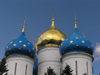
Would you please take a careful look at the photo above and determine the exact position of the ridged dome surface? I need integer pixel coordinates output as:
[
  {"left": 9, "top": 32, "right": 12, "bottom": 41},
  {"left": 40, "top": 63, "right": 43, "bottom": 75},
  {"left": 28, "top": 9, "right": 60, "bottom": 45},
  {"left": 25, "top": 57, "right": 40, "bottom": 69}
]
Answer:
[
  {"left": 37, "top": 18, "right": 67, "bottom": 50},
  {"left": 5, "top": 27, "right": 36, "bottom": 59},
  {"left": 60, "top": 23, "right": 94, "bottom": 56}
]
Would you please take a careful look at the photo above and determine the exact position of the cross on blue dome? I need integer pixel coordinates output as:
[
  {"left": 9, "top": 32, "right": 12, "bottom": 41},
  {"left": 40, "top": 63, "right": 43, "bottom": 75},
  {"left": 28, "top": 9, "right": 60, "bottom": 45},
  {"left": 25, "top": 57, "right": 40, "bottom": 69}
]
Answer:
[
  {"left": 60, "top": 19, "right": 94, "bottom": 56},
  {"left": 5, "top": 18, "right": 36, "bottom": 59}
]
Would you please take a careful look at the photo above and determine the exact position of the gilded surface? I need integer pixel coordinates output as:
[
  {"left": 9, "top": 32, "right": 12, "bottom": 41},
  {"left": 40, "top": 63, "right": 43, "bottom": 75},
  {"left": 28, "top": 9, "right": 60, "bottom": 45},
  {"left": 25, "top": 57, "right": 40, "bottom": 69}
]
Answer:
[{"left": 37, "top": 28, "right": 67, "bottom": 50}]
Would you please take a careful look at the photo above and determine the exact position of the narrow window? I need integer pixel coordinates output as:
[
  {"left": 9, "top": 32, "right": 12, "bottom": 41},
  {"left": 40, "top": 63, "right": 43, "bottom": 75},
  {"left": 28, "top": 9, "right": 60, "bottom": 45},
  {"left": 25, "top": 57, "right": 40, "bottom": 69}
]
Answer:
[
  {"left": 86, "top": 62, "right": 88, "bottom": 75},
  {"left": 60, "top": 68, "right": 62, "bottom": 74},
  {"left": 25, "top": 64, "right": 28, "bottom": 75},
  {"left": 14, "top": 63, "right": 17, "bottom": 75},
  {"left": 75, "top": 61, "right": 78, "bottom": 75}
]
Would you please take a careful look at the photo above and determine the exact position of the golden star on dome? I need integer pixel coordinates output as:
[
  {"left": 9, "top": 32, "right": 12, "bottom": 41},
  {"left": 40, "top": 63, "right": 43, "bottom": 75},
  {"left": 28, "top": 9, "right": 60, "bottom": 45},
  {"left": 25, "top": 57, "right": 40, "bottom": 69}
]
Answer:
[
  {"left": 66, "top": 39, "right": 68, "bottom": 41},
  {"left": 76, "top": 37, "right": 78, "bottom": 39},
  {"left": 88, "top": 47, "right": 90, "bottom": 48},
  {"left": 29, "top": 50, "right": 30, "bottom": 52},
  {"left": 13, "top": 44, "right": 16, "bottom": 46},
  {"left": 70, "top": 40, "right": 73, "bottom": 43},
  {"left": 91, "top": 44, "right": 93, "bottom": 47},
  {"left": 86, "top": 39, "right": 88, "bottom": 41},
  {"left": 73, "top": 33, "right": 75, "bottom": 34},
  {"left": 28, "top": 42, "right": 30, "bottom": 45},
  {"left": 82, "top": 40, "right": 85, "bottom": 43},
  {"left": 32, "top": 48, "right": 34, "bottom": 50},
  {"left": 19, "top": 48, "right": 21, "bottom": 50},
  {"left": 19, "top": 41, "right": 22, "bottom": 43},
  {"left": 9, "top": 48, "right": 11, "bottom": 50},
  {"left": 6, "top": 46, "right": 8, "bottom": 48},
  {"left": 10, "top": 41, "right": 13, "bottom": 43},
  {"left": 76, "top": 45, "right": 78, "bottom": 47},
  {"left": 24, "top": 36, "right": 26, "bottom": 38},
  {"left": 23, "top": 44, "right": 26, "bottom": 47}
]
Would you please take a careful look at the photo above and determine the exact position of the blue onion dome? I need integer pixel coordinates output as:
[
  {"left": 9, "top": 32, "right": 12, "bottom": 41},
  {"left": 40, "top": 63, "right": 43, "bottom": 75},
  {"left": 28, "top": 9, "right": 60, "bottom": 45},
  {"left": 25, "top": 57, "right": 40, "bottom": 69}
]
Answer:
[
  {"left": 33, "top": 57, "right": 38, "bottom": 75},
  {"left": 5, "top": 20, "right": 36, "bottom": 59},
  {"left": 60, "top": 22, "right": 94, "bottom": 56}
]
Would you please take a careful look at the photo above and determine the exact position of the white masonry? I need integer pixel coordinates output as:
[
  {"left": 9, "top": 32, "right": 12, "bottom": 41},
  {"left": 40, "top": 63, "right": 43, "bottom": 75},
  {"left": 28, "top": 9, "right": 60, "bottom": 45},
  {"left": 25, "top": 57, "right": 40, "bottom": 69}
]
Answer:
[{"left": 38, "top": 46, "right": 62, "bottom": 75}]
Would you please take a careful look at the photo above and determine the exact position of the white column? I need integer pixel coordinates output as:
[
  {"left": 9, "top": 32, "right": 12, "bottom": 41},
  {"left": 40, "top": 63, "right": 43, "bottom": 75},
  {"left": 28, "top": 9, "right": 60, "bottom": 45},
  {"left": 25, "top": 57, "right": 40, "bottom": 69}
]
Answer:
[
  {"left": 38, "top": 46, "right": 62, "bottom": 75},
  {"left": 6, "top": 55, "right": 35, "bottom": 75},
  {"left": 62, "top": 53, "right": 93, "bottom": 75}
]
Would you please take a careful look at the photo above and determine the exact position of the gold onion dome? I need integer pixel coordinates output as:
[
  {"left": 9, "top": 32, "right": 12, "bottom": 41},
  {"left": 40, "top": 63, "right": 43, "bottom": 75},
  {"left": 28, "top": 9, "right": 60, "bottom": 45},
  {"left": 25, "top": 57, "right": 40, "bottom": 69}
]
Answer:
[{"left": 36, "top": 18, "right": 67, "bottom": 50}]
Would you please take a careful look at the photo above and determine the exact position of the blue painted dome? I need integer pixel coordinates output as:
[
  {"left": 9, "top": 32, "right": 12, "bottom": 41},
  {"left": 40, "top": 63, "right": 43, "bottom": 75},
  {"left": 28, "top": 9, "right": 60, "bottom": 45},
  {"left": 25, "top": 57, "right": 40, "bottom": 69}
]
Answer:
[
  {"left": 5, "top": 26, "right": 36, "bottom": 59},
  {"left": 60, "top": 23, "right": 94, "bottom": 56},
  {"left": 33, "top": 57, "right": 38, "bottom": 75}
]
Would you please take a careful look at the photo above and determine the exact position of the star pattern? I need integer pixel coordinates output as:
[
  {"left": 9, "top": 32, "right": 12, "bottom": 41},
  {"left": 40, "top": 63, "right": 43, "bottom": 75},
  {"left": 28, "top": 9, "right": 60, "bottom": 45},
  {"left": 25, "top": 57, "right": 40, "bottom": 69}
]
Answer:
[
  {"left": 28, "top": 42, "right": 30, "bottom": 45},
  {"left": 9, "top": 48, "right": 11, "bottom": 50},
  {"left": 13, "top": 44, "right": 16, "bottom": 46},
  {"left": 60, "top": 25, "right": 94, "bottom": 56},
  {"left": 19, "top": 41, "right": 22, "bottom": 43},
  {"left": 73, "top": 33, "right": 75, "bottom": 34},
  {"left": 70, "top": 40, "right": 73, "bottom": 43},
  {"left": 76, "top": 45, "right": 78, "bottom": 47},
  {"left": 10, "top": 41, "right": 13, "bottom": 43},
  {"left": 82, "top": 40, "right": 85, "bottom": 43},
  {"left": 6, "top": 46, "right": 8, "bottom": 48},
  {"left": 76, "top": 37, "right": 78, "bottom": 39},
  {"left": 23, "top": 44, "right": 26, "bottom": 47},
  {"left": 29, "top": 50, "right": 31, "bottom": 52},
  {"left": 5, "top": 26, "right": 43, "bottom": 59}
]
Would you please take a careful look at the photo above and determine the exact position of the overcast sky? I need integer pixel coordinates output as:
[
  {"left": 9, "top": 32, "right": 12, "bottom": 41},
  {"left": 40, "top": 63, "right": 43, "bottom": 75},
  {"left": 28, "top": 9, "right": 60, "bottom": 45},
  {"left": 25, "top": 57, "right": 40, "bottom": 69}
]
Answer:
[{"left": 0, "top": 0, "right": 100, "bottom": 75}]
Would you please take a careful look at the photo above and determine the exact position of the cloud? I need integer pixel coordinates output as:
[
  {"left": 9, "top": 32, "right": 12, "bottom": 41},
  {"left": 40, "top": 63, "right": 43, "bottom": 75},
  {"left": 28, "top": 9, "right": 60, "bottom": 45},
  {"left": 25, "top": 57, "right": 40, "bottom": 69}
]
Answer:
[{"left": 94, "top": 43, "right": 100, "bottom": 61}]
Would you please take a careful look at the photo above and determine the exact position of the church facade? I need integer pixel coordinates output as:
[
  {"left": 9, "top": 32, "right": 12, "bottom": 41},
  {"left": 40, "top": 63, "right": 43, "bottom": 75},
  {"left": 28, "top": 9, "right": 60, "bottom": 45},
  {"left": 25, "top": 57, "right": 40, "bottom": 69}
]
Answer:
[{"left": 4, "top": 14, "right": 94, "bottom": 75}]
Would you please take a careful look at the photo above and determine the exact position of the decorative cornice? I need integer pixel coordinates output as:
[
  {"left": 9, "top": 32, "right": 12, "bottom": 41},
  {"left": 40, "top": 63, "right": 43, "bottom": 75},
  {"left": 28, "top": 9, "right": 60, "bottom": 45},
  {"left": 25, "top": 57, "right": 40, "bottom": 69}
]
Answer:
[
  {"left": 37, "top": 45, "right": 59, "bottom": 53},
  {"left": 61, "top": 52, "right": 94, "bottom": 62},
  {"left": 6, "top": 55, "right": 36, "bottom": 64}
]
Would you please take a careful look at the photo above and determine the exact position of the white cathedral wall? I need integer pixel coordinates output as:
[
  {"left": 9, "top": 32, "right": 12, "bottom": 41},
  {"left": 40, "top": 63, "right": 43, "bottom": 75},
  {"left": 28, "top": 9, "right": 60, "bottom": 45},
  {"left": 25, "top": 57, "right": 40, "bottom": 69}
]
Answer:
[
  {"left": 62, "top": 53, "right": 93, "bottom": 75},
  {"left": 38, "top": 46, "right": 62, "bottom": 75},
  {"left": 6, "top": 55, "right": 35, "bottom": 75}
]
